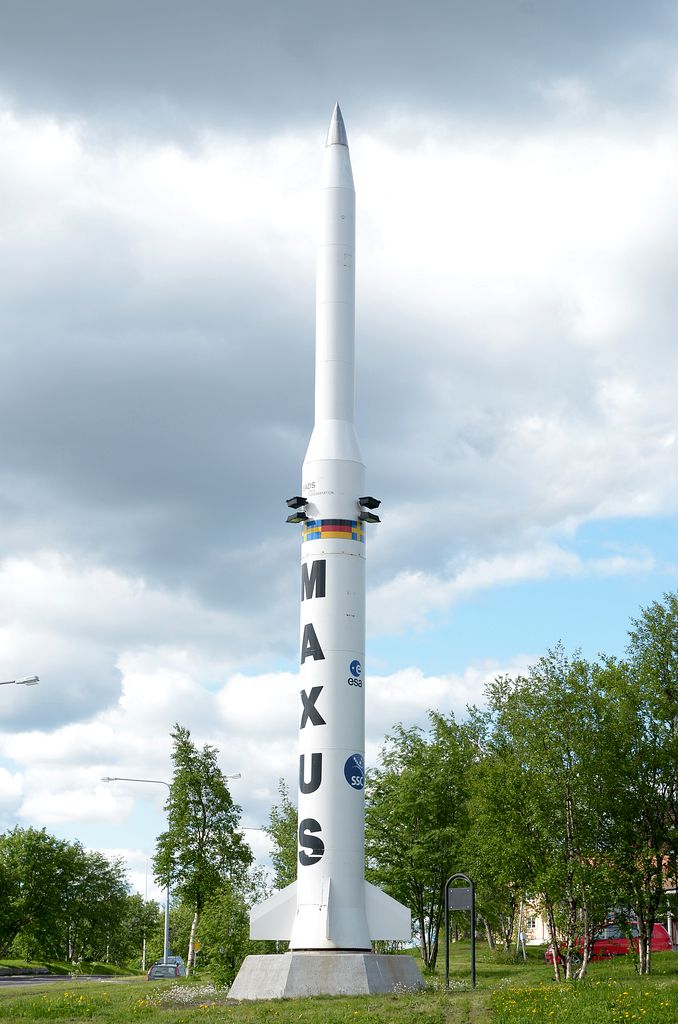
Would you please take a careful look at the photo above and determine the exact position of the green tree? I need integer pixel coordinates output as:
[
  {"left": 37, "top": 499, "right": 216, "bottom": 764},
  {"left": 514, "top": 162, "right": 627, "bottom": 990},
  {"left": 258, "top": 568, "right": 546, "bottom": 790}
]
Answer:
[
  {"left": 0, "top": 829, "right": 139, "bottom": 965},
  {"left": 64, "top": 848, "right": 129, "bottom": 962},
  {"left": 463, "top": 712, "right": 538, "bottom": 953},
  {"left": 591, "top": 593, "right": 678, "bottom": 974},
  {"left": 0, "top": 828, "right": 74, "bottom": 959},
  {"left": 153, "top": 724, "right": 252, "bottom": 975},
  {"left": 197, "top": 868, "right": 273, "bottom": 986},
  {"left": 105, "top": 893, "right": 161, "bottom": 968},
  {"left": 264, "top": 780, "right": 297, "bottom": 889},
  {"left": 483, "top": 648, "right": 620, "bottom": 981},
  {"left": 365, "top": 711, "right": 474, "bottom": 970}
]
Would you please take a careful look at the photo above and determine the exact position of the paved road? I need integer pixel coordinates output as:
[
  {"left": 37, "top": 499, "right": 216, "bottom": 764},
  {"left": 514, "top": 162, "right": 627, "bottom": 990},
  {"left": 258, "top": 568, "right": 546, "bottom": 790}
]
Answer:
[{"left": 0, "top": 974, "right": 137, "bottom": 988}]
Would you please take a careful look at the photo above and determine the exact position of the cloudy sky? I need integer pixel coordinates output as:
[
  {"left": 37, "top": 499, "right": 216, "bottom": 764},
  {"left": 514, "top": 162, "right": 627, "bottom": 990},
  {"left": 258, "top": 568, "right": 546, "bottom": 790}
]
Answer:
[{"left": 1, "top": 0, "right": 677, "bottom": 900}]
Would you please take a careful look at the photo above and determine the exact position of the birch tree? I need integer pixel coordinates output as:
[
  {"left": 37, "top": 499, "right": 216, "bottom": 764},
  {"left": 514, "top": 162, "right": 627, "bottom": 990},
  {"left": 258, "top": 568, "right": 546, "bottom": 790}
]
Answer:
[
  {"left": 463, "top": 712, "right": 538, "bottom": 953},
  {"left": 594, "top": 593, "right": 678, "bottom": 974},
  {"left": 265, "top": 779, "right": 297, "bottom": 890},
  {"left": 153, "top": 724, "right": 252, "bottom": 974},
  {"left": 484, "top": 649, "right": 615, "bottom": 981},
  {"left": 365, "top": 712, "right": 474, "bottom": 970}
]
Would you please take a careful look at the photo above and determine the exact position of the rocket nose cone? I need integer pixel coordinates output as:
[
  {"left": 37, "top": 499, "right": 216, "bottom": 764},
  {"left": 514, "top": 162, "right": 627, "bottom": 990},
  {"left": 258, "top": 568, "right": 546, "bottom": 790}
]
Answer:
[{"left": 326, "top": 103, "right": 349, "bottom": 147}]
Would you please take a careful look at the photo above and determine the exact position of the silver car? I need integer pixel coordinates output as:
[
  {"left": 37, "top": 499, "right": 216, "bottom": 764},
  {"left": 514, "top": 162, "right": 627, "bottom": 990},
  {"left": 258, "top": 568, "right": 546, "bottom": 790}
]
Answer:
[{"left": 147, "top": 962, "right": 180, "bottom": 980}]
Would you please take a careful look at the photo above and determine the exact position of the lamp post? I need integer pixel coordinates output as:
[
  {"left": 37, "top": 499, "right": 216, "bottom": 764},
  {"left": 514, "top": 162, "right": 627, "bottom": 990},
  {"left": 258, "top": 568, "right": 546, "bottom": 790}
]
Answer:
[
  {"left": 101, "top": 776, "right": 173, "bottom": 965},
  {"left": 142, "top": 857, "right": 149, "bottom": 973},
  {"left": 0, "top": 676, "right": 39, "bottom": 686},
  {"left": 102, "top": 771, "right": 242, "bottom": 966}
]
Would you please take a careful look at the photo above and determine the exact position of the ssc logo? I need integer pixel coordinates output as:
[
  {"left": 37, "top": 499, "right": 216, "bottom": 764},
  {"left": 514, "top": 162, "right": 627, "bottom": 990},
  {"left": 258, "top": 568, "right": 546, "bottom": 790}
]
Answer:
[
  {"left": 344, "top": 753, "right": 364, "bottom": 790},
  {"left": 349, "top": 659, "right": 362, "bottom": 677}
]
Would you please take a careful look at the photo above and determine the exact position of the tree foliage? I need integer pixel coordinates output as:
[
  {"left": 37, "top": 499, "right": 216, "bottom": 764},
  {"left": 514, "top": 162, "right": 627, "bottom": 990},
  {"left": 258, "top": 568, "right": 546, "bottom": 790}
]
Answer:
[
  {"left": 0, "top": 827, "right": 157, "bottom": 965},
  {"left": 365, "top": 711, "right": 474, "bottom": 970},
  {"left": 588, "top": 595, "right": 678, "bottom": 974},
  {"left": 153, "top": 723, "right": 252, "bottom": 973},
  {"left": 476, "top": 648, "right": 618, "bottom": 979},
  {"left": 264, "top": 779, "right": 297, "bottom": 890},
  {"left": 359, "top": 593, "right": 678, "bottom": 979},
  {"left": 0, "top": 827, "right": 71, "bottom": 959},
  {"left": 463, "top": 712, "right": 537, "bottom": 953},
  {"left": 195, "top": 867, "right": 274, "bottom": 985}
]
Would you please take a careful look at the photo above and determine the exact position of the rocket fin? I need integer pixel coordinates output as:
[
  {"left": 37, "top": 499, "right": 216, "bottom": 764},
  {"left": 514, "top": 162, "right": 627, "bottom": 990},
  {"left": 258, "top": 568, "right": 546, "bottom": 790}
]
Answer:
[
  {"left": 250, "top": 881, "right": 297, "bottom": 940},
  {"left": 364, "top": 881, "right": 412, "bottom": 941}
]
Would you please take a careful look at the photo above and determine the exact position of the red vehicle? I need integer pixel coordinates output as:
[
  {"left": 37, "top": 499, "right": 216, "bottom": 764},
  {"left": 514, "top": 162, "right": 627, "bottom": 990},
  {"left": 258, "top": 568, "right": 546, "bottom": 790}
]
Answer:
[{"left": 545, "top": 922, "right": 672, "bottom": 963}]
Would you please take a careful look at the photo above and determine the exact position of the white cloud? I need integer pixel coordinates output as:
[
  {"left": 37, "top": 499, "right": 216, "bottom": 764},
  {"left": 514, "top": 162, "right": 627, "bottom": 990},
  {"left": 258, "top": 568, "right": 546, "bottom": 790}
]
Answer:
[
  {"left": 535, "top": 76, "right": 595, "bottom": 117},
  {"left": 0, "top": 103, "right": 317, "bottom": 305},
  {"left": 0, "top": 766, "right": 23, "bottom": 811},
  {"left": 0, "top": 550, "right": 287, "bottom": 732},
  {"left": 369, "top": 544, "right": 654, "bottom": 635},
  {"left": 19, "top": 783, "right": 125, "bottom": 826},
  {"left": 366, "top": 659, "right": 529, "bottom": 741},
  {"left": 358, "top": 116, "right": 678, "bottom": 345}
]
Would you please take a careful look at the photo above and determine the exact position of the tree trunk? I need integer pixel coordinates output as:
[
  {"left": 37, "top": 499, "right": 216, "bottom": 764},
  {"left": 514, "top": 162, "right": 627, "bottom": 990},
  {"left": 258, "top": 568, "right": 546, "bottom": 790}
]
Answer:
[
  {"left": 546, "top": 901, "right": 561, "bottom": 982},
  {"left": 428, "top": 901, "right": 444, "bottom": 971},
  {"left": 564, "top": 892, "right": 578, "bottom": 981},
  {"left": 418, "top": 907, "right": 429, "bottom": 966},
  {"left": 576, "top": 905, "right": 592, "bottom": 981},
  {"left": 482, "top": 916, "right": 496, "bottom": 951},
  {"left": 186, "top": 909, "right": 200, "bottom": 977},
  {"left": 637, "top": 913, "right": 650, "bottom": 975},
  {"left": 500, "top": 909, "right": 515, "bottom": 952}
]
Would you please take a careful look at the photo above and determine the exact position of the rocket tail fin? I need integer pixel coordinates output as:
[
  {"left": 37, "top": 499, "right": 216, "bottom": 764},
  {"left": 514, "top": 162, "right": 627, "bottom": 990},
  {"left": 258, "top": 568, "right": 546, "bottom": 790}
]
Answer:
[
  {"left": 250, "top": 881, "right": 297, "bottom": 940},
  {"left": 250, "top": 880, "right": 411, "bottom": 943},
  {"left": 365, "top": 881, "right": 412, "bottom": 941}
]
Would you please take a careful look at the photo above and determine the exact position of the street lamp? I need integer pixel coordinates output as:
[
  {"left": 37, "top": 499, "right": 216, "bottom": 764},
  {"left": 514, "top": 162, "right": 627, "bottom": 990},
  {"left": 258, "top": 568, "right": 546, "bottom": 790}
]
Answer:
[
  {"left": 101, "top": 776, "right": 172, "bottom": 965},
  {"left": 101, "top": 771, "right": 242, "bottom": 966},
  {"left": 0, "top": 676, "right": 39, "bottom": 686}
]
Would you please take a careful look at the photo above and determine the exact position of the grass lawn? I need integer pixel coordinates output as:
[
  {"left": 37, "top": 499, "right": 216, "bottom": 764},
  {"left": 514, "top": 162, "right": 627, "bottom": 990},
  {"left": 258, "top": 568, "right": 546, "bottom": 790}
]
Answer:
[
  {"left": 0, "top": 945, "right": 674, "bottom": 1022},
  {"left": 490, "top": 949, "right": 678, "bottom": 1023}
]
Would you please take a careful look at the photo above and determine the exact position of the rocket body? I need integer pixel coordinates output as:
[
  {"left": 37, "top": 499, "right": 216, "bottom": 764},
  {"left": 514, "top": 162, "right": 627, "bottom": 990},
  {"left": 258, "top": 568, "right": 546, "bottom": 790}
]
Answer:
[
  {"left": 250, "top": 105, "right": 409, "bottom": 951},
  {"left": 292, "top": 106, "right": 369, "bottom": 950}
]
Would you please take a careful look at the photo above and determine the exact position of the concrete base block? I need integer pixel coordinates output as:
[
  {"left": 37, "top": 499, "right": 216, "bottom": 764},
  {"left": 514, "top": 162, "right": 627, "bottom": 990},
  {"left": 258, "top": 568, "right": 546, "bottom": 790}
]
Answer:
[{"left": 228, "top": 951, "right": 425, "bottom": 1000}]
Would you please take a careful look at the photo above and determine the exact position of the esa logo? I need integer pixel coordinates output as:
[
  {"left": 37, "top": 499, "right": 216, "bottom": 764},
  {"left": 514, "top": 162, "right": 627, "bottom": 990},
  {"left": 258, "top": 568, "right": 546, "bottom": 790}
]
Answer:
[
  {"left": 344, "top": 753, "right": 364, "bottom": 790},
  {"left": 348, "top": 658, "right": 362, "bottom": 688}
]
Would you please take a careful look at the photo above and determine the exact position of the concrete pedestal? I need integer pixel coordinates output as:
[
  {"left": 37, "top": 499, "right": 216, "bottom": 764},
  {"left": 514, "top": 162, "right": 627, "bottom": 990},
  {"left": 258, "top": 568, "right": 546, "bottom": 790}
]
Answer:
[{"left": 228, "top": 951, "right": 424, "bottom": 1000}]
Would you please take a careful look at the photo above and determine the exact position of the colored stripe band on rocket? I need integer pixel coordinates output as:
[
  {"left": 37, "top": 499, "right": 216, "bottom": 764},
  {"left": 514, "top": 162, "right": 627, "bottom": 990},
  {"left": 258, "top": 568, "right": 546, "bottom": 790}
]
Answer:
[{"left": 302, "top": 519, "right": 365, "bottom": 543}]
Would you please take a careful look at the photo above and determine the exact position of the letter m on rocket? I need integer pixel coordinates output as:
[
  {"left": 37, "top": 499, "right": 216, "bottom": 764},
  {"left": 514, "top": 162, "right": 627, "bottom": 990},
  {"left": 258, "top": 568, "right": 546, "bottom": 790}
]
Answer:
[{"left": 301, "top": 560, "right": 326, "bottom": 601}]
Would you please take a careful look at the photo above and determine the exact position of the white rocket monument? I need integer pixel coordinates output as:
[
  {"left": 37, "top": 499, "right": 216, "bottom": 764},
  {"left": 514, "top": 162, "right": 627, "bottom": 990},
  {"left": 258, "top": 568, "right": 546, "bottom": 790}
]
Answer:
[{"left": 231, "top": 105, "right": 422, "bottom": 998}]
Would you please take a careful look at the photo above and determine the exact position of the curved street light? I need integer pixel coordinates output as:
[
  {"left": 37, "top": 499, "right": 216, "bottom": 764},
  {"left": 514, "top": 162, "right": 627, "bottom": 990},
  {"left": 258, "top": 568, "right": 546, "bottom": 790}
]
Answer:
[
  {"left": 101, "top": 771, "right": 242, "bottom": 966},
  {"left": 101, "top": 776, "right": 172, "bottom": 965},
  {"left": 0, "top": 676, "right": 39, "bottom": 686}
]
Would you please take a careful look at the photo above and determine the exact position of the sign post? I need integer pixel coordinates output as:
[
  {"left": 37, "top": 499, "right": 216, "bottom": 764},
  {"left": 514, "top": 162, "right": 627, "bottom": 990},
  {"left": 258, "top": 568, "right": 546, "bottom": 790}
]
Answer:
[{"left": 444, "top": 872, "right": 475, "bottom": 989}]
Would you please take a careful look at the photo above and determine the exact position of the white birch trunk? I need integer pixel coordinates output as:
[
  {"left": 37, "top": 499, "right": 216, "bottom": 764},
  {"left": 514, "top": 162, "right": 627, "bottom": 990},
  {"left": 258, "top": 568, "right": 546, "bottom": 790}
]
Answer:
[{"left": 186, "top": 909, "right": 200, "bottom": 977}]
